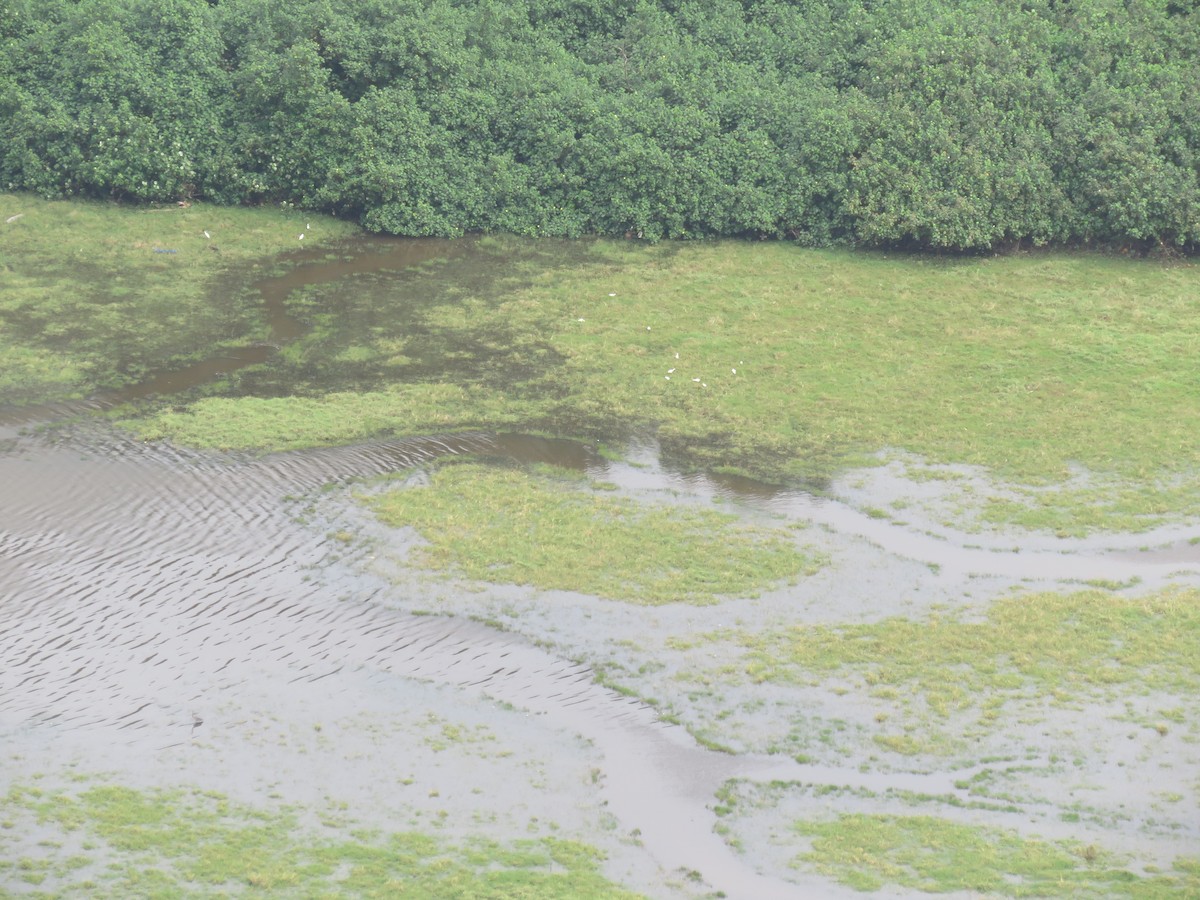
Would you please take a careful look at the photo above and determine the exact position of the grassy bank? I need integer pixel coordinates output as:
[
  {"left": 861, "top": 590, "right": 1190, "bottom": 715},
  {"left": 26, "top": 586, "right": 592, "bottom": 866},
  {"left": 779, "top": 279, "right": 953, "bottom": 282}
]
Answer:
[
  {"left": 0, "top": 780, "right": 638, "bottom": 897},
  {"left": 0, "top": 192, "right": 355, "bottom": 403},
  {"left": 367, "top": 461, "right": 821, "bottom": 605}
]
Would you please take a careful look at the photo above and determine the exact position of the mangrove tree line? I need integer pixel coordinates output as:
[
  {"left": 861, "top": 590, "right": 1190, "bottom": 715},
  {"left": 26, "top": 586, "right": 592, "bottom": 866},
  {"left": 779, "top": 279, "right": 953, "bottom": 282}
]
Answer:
[{"left": 2, "top": 0, "right": 1197, "bottom": 250}]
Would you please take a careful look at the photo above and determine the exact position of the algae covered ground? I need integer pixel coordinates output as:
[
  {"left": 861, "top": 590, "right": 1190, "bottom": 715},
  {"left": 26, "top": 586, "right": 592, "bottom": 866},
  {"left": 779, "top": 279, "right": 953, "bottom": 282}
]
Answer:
[
  {"left": 5, "top": 193, "right": 1198, "bottom": 535},
  {"left": 3, "top": 195, "right": 1199, "bottom": 897}
]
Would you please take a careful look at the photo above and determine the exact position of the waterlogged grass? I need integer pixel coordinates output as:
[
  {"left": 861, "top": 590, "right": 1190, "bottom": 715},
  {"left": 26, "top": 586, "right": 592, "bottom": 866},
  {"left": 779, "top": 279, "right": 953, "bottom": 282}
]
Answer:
[
  {"left": 0, "top": 192, "right": 355, "bottom": 403},
  {"left": 679, "top": 588, "right": 1200, "bottom": 742},
  {"left": 131, "top": 383, "right": 540, "bottom": 451},
  {"left": 368, "top": 462, "right": 820, "bottom": 604},
  {"left": 546, "top": 244, "right": 1200, "bottom": 483},
  {"left": 792, "top": 814, "right": 1200, "bottom": 896},
  {"left": 124, "top": 234, "right": 1200, "bottom": 531},
  {"left": 0, "top": 781, "right": 640, "bottom": 898},
  {"left": 9, "top": 197, "right": 1198, "bottom": 530},
  {"left": 979, "top": 476, "right": 1200, "bottom": 537}
]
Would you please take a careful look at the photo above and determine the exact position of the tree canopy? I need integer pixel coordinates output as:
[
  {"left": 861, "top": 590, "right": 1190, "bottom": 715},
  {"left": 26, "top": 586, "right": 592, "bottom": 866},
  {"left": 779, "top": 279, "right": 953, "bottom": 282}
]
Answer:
[{"left": 2, "top": 0, "right": 1197, "bottom": 250}]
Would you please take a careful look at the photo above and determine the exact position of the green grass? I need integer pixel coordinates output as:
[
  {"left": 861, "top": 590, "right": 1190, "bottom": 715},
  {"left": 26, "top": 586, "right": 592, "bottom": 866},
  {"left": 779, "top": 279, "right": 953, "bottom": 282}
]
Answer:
[
  {"left": 678, "top": 587, "right": 1200, "bottom": 743},
  {"left": 0, "top": 192, "right": 356, "bottom": 403},
  {"left": 124, "top": 235, "right": 1199, "bottom": 532},
  {"left": 0, "top": 781, "right": 641, "bottom": 898},
  {"left": 130, "top": 383, "right": 540, "bottom": 451},
  {"left": 367, "top": 461, "right": 821, "bottom": 604},
  {"left": 792, "top": 814, "right": 1199, "bottom": 896},
  {"left": 7, "top": 196, "right": 1198, "bottom": 531}
]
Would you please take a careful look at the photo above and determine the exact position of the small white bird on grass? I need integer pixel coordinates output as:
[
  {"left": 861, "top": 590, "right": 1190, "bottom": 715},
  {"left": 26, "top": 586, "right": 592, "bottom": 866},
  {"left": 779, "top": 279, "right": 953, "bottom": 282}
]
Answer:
[
  {"left": 298, "top": 233, "right": 305, "bottom": 241},
  {"left": 203, "top": 230, "right": 211, "bottom": 239}
]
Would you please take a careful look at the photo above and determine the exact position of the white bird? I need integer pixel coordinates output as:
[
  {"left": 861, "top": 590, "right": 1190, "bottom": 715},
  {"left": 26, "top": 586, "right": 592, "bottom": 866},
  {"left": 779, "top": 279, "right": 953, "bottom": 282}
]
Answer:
[
  {"left": 298, "top": 233, "right": 305, "bottom": 240},
  {"left": 732, "top": 367, "right": 736, "bottom": 374},
  {"left": 203, "top": 230, "right": 210, "bottom": 239},
  {"left": 306, "top": 223, "right": 311, "bottom": 230},
  {"left": 667, "top": 368, "right": 675, "bottom": 373}
]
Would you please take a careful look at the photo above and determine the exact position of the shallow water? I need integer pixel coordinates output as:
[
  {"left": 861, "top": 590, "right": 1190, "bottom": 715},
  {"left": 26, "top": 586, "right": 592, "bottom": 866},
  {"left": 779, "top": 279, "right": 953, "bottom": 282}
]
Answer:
[
  {"left": 0, "top": 239, "right": 842, "bottom": 897},
  {"left": 4, "top": 237, "right": 1198, "bottom": 897}
]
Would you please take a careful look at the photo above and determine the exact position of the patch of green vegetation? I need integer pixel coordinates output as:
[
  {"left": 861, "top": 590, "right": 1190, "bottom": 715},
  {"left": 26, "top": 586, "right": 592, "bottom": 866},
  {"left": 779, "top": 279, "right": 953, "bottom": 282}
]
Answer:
[
  {"left": 980, "top": 478, "right": 1200, "bottom": 537},
  {"left": 124, "top": 236, "right": 1200, "bottom": 531},
  {"left": 1080, "top": 576, "right": 1143, "bottom": 592},
  {"left": 130, "top": 383, "right": 539, "bottom": 452},
  {"left": 0, "top": 781, "right": 641, "bottom": 898},
  {"left": 368, "top": 462, "right": 821, "bottom": 604},
  {"left": 420, "top": 713, "right": 511, "bottom": 758},
  {"left": 685, "top": 588, "right": 1200, "bottom": 742},
  {"left": 792, "top": 814, "right": 1199, "bottom": 896},
  {"left": 0, "top": 193, "right": 356, "bottom": 404}
]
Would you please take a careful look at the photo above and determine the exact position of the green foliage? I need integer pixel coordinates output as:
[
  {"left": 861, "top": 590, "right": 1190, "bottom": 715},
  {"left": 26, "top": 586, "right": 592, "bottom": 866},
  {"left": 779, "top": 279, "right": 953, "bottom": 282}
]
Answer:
[{"left": 2, "top": 0, "right": 1197, "bottom": 249}]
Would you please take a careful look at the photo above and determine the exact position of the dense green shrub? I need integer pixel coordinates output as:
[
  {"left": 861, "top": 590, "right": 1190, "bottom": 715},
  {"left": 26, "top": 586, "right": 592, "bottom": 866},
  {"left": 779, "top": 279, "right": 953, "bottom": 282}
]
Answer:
[{"left": 1, "top": 0, "right": 1196, "bottom": 250}]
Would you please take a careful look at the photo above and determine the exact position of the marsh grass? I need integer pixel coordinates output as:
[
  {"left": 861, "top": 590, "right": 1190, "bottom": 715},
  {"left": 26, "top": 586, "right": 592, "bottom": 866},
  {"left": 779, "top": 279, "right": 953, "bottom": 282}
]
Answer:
[
  {"left": 0, "top": 781, "right": 640, "bottom": 897},
  {"left": 680, "top": 588, "right": 1200, "bottom": 740},
  {"left": 9, "top": 198, "right": 1197, "bottom": 531},
  {"left": 367, "top": 462, "right": 821, "bottom": 604},
  {"left": 791, "top": 814, "right": 1199, "bottom": 896},
  {"left": 130, "top": 383, "right": 540, "bottom": 451},
  {"left": 0, "top": 192, "right": 355, "bottom": 402},
  {"left": 122, "top": 235, "right": 1200, "bottom": 531}
]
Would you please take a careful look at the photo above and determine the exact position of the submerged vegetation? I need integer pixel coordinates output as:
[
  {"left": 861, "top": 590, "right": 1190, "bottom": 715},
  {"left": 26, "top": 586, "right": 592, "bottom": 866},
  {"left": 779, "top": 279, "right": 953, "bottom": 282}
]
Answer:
[
  {"left": 674, "top": 587, "right": 1200, "bottom": 749},
  {"left": 368, "top": 461, "right": 819, "bottom": 604},
  {"left": 681, "top": 588, "right": 1195, "bottom": 715},
  {"left": 791, "top": 814, "right": 1200, "bottom": 896},
  {"left": 4, "top": 195, "right": 1195, "bottom": 533},
  {"left": 0, "top": 780, "right": 640, "bottom": 897}
]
